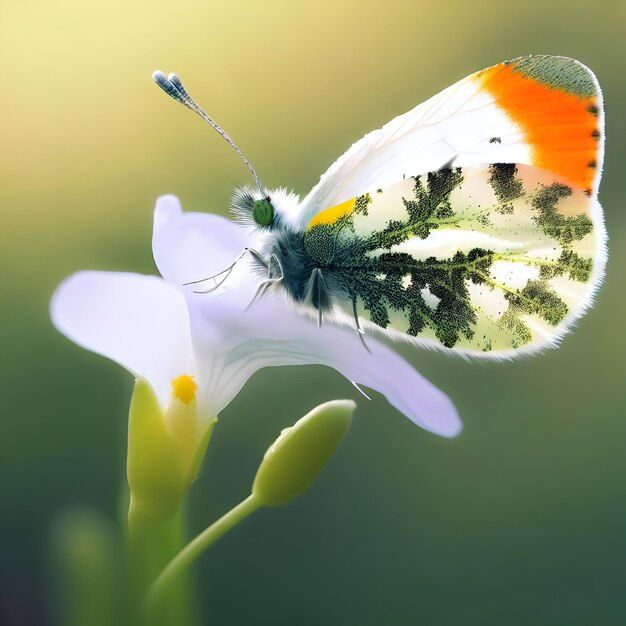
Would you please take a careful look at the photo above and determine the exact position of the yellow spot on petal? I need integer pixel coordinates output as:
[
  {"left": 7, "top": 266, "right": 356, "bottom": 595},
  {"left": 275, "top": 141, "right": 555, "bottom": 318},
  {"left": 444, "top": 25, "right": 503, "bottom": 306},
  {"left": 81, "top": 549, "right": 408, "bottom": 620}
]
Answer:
[
  {"left": 306, "top": 197, "right": 356, "bottom": 230},
  {"left": 171, "top": 375, "right": 197, "bottom": 405}
]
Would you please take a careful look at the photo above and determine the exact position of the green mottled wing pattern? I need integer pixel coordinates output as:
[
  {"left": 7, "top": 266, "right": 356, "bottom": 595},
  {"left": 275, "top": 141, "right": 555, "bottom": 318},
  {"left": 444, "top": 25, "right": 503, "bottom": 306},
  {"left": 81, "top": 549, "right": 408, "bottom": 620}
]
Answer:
[{"left": 303, "top": 164, "right": 605, "bottom": 355}]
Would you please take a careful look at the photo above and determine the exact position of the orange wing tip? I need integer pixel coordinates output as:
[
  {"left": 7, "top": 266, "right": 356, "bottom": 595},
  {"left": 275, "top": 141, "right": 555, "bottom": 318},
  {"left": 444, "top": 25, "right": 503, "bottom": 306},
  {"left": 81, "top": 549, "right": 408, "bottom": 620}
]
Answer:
[{"left": 478, "top": 55, "right": 602, "bottom": 193}]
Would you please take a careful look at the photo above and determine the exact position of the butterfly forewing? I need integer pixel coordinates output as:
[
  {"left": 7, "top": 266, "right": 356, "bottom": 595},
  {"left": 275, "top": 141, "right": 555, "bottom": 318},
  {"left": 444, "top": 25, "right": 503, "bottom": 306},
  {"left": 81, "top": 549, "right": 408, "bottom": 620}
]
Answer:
[
  {"left": 298, "top": 55, "right": 603, "bottom": 229},
  {"left": 303, "top": 164, "right": 604, "bottom": 355}
]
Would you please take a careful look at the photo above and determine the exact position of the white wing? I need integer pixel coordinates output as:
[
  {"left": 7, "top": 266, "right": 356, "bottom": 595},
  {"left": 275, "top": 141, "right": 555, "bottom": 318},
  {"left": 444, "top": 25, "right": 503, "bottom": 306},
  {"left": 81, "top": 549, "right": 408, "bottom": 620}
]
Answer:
[{"left": 296, "top": 55, "right": 604, "bottom": 230}]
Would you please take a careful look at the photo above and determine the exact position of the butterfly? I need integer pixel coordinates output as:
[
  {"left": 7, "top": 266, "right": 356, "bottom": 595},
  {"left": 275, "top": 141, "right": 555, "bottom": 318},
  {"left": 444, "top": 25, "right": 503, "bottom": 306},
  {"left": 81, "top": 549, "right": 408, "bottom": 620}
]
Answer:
[{"left": 153, "top": 55, "right": 605, "bottom": 358}]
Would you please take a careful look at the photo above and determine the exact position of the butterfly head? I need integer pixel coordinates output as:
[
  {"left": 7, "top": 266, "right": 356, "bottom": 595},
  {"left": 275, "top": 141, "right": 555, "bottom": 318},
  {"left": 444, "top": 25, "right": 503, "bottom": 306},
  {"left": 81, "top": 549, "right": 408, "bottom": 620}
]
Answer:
[
  {"left": 230, "top": 186, "right": 276, "bottom": 230},
  {"left": 230, "top": 186, "right": 302, "bottom": 234}
]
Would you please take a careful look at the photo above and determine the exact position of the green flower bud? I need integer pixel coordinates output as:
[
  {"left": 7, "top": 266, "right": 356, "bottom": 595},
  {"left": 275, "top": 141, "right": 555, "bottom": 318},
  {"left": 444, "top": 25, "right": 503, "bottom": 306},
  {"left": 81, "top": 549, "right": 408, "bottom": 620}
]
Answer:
[
  {"left": 127, "top": 378, "right": 185, "bottom": 530},
  {"left": 252, "top": 400, "right": 355, "bottom": 507}
]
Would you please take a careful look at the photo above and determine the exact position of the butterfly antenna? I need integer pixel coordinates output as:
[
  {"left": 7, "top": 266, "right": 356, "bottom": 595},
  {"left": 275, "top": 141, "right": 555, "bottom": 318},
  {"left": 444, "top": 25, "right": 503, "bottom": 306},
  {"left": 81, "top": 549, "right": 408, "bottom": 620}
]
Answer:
[{"left": 152, "top": 70, "right": 265, "bottom": 198}]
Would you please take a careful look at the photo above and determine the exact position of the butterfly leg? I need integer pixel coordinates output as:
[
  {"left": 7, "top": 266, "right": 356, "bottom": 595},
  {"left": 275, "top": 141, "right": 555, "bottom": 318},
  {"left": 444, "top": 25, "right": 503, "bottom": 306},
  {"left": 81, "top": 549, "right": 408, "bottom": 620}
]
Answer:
[
  {"left": 267, "top": 252, "right": 283, "bottom": 280},
  {"left": 351, "top": 296, "right": 371, "bottom": 353},
  {"left": 245, "top": 278, "right": 282, "bottom": 311},
  {"left": 248, "top": 247, "right": 270, "bottom": 270},
  {"left": 186, "top": 247, "right": 268, "bottom": 293},
  {"left": 305, "top": 268, "right": 331, "bottom": 327},
  {"left": 244, "top": 251, "right": 286, "bottom": 310},
  {"left": 351, "top": 381, "right": 371, "bottom": 401}
]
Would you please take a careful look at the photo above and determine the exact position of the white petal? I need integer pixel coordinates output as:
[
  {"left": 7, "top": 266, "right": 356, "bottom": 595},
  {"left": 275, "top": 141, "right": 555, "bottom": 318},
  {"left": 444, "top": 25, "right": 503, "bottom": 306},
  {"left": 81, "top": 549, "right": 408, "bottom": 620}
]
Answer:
[
  {"left": 319, "top": 331, "right": 462, "bottom": 438},
  {"left": 51, "top": 271, "right": 195, "bottom": 407},
  {"left": 188, "top": 291, "right": 461, "bottom": 437},
  {"left": 152, "top": 195, "right": 254, "bottom": 300},
  {"left": 153, "top": 194, "right": 183, "bottom": 233}
]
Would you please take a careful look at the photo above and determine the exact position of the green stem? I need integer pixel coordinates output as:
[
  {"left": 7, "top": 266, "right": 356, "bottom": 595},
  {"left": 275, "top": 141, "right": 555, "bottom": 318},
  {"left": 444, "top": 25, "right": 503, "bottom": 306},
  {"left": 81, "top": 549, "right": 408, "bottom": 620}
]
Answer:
[
  {"left": 127, "top": 509, "right": 199, "bottom": 626},
  {"left": 145, "top": 494, "right": 262, "bottom": 614}
]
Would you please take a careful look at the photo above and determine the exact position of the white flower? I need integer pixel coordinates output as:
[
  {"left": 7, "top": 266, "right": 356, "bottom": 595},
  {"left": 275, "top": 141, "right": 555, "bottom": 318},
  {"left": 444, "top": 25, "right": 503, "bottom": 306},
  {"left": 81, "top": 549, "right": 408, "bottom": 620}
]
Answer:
[{"left": 50, "top": 195, "right": 461, "bottom": 439}]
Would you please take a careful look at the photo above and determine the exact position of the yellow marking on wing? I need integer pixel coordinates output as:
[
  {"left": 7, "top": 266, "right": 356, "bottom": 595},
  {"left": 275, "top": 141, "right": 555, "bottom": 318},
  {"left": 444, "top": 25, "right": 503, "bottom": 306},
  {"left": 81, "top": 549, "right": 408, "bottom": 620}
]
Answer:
[{"left": 307, "top": 197, "right": 356, "bottom": 230}]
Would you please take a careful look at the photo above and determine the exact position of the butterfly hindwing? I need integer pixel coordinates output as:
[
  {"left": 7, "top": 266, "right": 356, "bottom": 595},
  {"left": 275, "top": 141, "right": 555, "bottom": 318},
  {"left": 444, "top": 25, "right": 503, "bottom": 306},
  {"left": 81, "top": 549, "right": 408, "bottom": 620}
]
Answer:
[{"left": 303, "top": 163, "right": 604, "bottom": 356}]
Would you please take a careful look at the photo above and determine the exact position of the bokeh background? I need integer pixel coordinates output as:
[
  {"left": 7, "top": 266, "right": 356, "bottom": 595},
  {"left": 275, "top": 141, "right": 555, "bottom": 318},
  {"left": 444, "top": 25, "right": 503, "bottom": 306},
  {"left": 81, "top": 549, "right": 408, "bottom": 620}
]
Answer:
[{"left": 2, "top": 1, "right": 626, "bottom": 624}]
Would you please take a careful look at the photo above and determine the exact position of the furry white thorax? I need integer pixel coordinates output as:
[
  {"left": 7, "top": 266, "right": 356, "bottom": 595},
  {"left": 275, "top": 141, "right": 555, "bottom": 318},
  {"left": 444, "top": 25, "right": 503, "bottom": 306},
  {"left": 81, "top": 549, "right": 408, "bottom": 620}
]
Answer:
[{"left": 266, "top": 187, "right": 304, "bottom": 230}]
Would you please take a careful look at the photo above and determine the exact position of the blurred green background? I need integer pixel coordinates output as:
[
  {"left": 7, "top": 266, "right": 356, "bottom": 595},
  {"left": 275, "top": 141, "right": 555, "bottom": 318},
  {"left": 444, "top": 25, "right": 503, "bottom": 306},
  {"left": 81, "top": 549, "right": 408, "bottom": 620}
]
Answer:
[{"left": 2, "top": 1, "right": 626, "bottom": 624}]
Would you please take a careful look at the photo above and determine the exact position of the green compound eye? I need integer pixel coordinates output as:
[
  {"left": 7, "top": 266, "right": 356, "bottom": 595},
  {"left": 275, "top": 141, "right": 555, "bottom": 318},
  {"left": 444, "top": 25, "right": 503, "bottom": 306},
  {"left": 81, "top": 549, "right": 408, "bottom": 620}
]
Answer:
[{"left": 252, "top": 199, "right": 275, "bottom": 226}]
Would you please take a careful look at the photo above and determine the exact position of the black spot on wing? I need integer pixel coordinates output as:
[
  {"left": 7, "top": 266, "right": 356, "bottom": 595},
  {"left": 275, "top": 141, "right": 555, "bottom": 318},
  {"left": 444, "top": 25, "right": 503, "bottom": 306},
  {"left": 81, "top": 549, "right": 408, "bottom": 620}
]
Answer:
[
  {"left": 531, "top": 182, "right": 592, "bottom": 244},
  {"left": 489, "top": 163, "right": 524, "bottom": 214}
]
